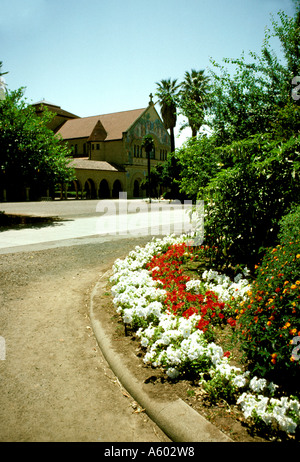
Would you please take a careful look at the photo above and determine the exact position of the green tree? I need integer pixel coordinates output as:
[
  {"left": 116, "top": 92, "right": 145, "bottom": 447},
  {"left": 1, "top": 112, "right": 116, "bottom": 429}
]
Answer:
[
  {"left": 141, "top": 134, "right": 155, "bottom": 200},
  {"left": 176, "top": 8, "right": 300, "bottom": 267},
  {"left": 0, "top": 88, "right": 75, "bottom": 201},
  {"left": 155, "top": 78, "right": 180, "bottom": 153},
  {"left": 208, "top": 9, "right": 300, "bottom": 146},
  {"left": 0, "top": 61, "right": 8, "bottom": 100},
  {"left": 179, "top": 69, "right": 211, "bottom": 137}
]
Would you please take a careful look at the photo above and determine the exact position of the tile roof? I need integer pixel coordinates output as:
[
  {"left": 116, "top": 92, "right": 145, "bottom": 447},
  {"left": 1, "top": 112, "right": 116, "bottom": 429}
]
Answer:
[
  {"left": 56, "top": 108, "right": 146, "bottom": 141},
  {"left": 69, "top": 158, "right": 125, "bottom": 172},
  {"left": 32, "top": 100, "right": 79, "bottom": 119}
]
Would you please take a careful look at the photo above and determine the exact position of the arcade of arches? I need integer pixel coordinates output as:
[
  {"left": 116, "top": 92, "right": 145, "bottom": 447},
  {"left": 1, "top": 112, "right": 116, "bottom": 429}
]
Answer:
[{"left": 68, "top": 177, "right": 143, "bottom": 200}]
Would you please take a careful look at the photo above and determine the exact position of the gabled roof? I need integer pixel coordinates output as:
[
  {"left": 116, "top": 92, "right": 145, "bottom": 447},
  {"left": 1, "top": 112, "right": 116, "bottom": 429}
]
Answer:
[
  {"left": 32, "top": 100, "right": 79, "bottom": 119},
  {"left": 56, "top": 108, "right": 146, "bottom": 141}
]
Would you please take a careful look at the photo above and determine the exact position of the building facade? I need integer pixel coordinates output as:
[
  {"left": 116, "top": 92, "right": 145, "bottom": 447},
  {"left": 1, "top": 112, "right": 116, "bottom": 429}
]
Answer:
[{"left": 41, "top": 97, "right": 171, "bottom": 199}]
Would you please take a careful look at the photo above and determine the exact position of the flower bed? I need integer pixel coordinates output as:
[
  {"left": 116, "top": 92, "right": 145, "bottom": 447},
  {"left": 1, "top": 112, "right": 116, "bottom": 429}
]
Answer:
[{"left": 110, "top": 235, "right": 300, "bottom": 440}]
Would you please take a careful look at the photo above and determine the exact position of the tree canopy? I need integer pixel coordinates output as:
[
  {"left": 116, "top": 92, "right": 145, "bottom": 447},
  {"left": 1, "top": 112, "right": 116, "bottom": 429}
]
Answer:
[
  {"left": 0, "top": 87, "right": 75, "bottom": 201},
  {"left": 154, "top": 7, "right": 300, "bottom": 268}
]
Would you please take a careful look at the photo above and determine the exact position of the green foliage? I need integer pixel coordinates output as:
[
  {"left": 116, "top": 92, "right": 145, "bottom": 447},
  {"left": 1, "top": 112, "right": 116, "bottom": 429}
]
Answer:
[
  {"left": 155, "top": 79, "right": 180, "bottom": 153},
  {"left": 179, "top": 69, "right": 211, "bottom": 137},
  {"left": 172, "top": 9, "right": 300, "bottom": 269},
  {"left": 202, "top": 133, "right": 300, "bottom": 267},
  {"left": 202, "top": 370, "right": 239, "bottom": 404},
  {"left": 236, "top": 213, "right": 300, "bottom": 384},
  {"left": 278, "top": 204, "right": 300, "bottom": 242},
  {"left": 176, "top": 134, "right": 221, "bottom": 201},
  {"left": 0, "top": 88, "right": 75, "bottom": 200}
]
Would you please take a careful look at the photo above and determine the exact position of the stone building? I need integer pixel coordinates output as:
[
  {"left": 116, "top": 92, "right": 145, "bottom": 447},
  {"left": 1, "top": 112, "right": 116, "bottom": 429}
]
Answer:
[{"left": 35, "top": 97, "right": 171, "bottom": 199}]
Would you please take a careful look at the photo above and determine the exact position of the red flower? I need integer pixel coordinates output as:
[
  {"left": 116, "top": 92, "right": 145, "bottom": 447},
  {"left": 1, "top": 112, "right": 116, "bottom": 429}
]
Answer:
[{"left": 227, "top": 317, "right": 236, "bottom": 327}]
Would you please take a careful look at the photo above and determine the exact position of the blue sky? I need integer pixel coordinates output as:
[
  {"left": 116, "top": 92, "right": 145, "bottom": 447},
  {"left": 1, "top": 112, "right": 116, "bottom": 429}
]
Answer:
[{"left": 0, "top": 0, "right": 296, "bottom": 144}]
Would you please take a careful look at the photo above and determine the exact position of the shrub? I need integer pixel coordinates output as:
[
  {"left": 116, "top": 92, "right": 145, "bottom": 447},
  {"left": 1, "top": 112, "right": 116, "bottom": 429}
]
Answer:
[
  {"left": 237, "top": 230, "right": 300, "bottom": 387},
  {"left": 278, "top": 205, "right": 300, "bottom": 243}
]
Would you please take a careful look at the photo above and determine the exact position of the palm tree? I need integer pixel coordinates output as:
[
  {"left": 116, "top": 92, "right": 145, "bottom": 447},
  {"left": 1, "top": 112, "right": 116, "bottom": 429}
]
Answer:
[
  {"left": 0, "top": 62, "right": 8, "bottom": 100},
  {"left": 141, "top": 134, "right": 155, "bottom": 201},
  {"left": 155, "top": 78, "right": 180, "bottom": 153},
  {"left": 180, "top": 69, "right": 210, "bottom": 137}
]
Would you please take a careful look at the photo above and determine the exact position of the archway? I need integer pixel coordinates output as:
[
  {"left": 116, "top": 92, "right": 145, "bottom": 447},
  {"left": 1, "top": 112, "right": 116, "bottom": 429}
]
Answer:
[
  {"left": 84, "top": 179, "right": 96, "bottom": 199},
  {"left": 98, "top": 179, "right": 110, "bottom": 199},
  {"left": 133, "top": 179, "right": 140, "bottom": 198},
  {"left": 69, "top": 179, "right": 81, "bottom": 199},
  {"left": 112, "top": 179, "right": 122, "bottom": 198}
]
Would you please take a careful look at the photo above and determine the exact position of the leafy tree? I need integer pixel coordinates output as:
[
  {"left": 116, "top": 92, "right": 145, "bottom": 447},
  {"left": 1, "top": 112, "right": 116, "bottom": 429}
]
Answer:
[
  {"left": 175, "top": 8, "right": 300, "bottom": 268},
  {"left": 0, "top": 61, "right": 8, "bottom": 100},
  {"left": 0, "top": 87, "right": 75, "bottom": 201},
  {"left": 179, "top": 69, "right": 211, "bottom": 137},
  {"left": 155, "top": 78, "right": 180, "bottom": 153},
  {"left": 176, "top": 134, "right": 221, "bottom": 201},
  {"left": 208, "top": 9, "right": 300, "bottom": 146}
]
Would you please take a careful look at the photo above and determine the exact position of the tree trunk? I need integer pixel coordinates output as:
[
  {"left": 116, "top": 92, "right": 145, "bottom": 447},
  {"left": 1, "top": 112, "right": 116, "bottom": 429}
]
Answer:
[{"left": 170, "top": 127, "right": 175, "bottom": 153}]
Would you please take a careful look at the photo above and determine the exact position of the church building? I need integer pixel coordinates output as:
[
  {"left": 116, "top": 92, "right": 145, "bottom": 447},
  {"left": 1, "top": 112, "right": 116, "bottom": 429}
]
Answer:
[{"left": 33, "top": 96, "right": 171, "bottom": 199}]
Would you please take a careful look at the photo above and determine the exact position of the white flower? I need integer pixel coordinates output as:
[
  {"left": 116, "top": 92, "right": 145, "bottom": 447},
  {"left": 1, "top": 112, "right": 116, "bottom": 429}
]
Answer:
[
  {"left": 232, "top": 374, "right": 247, "bottom": 388},
  {"left": 166, "top": 367, "right": 180, "bottom": 379},
  {"left": 249, "top": 376, "right": 268, "bottom": 393},
  {"left": 123, "top": 309, "right": 133, "bottom": 324}
]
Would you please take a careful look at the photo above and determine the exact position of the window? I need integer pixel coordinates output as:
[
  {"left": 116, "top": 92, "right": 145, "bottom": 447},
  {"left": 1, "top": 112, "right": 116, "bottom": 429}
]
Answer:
[
  {"left": 134, "top": 144, "right": 142, "bottom": 158},
  {"left": 96, "top": 144, "right": 100, "bottom": 150},
  {"left": 160, "top": 149, "right": 167, "bottom": 160}
]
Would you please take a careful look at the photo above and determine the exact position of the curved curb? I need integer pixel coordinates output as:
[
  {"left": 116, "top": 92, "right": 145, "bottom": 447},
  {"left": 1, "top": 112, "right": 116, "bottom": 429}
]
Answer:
[{"left": 89, "top": 271, "right": 233, "bottom": 443}]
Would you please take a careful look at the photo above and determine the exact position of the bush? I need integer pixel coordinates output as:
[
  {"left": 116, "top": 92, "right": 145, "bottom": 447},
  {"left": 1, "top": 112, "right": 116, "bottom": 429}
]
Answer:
[
  {"left": 236, "top": 211, "right": 300, "bottom": 387},
  {"left": 278, "top": 205, "right": 300, "bottom": 243}
]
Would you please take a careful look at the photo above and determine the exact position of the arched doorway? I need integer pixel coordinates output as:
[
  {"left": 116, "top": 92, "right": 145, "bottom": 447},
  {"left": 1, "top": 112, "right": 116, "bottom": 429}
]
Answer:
[
  {"left": 69, "top": 179, "right": 81, "bottom": 199},
  {"left": 84, "top": 179, "right": 96, "bottom": 199},
  {"left": 98, "top": 179, "right": 110, "bottom": 199},
  {"left": 133, "top": 179, "right": 140, "bottom": 197},
  {"left": 112, "top": 179, "right": 122, "bottom": 198}
]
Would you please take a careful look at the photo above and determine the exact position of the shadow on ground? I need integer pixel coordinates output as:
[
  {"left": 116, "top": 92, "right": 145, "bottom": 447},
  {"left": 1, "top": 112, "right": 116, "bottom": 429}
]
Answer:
[{"left": 0, "top": 213, "right": 68, "bottom": 232}]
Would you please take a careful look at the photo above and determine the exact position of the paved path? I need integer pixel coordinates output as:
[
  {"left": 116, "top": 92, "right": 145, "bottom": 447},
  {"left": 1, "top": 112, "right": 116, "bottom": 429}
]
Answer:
[
  {"left": 0, "top": 233, "right": 171, "bottom": 442},
  {"left": 0, "top": 199, "right": 192, "bottom": 254},
  {"left": 0, "top": 201, "right": 173, "bottom": 441}
]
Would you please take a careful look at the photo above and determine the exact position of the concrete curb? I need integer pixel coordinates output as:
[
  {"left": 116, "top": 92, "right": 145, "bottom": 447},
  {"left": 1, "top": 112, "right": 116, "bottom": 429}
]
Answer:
[{"left": 89, "top": 272, "right": 233, "bottom": 443}]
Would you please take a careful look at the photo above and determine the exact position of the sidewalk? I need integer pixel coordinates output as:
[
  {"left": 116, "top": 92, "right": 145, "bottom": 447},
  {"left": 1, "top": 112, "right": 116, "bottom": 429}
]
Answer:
[{"left": 0, "top": 200, "right": 193, "bottom": 252}]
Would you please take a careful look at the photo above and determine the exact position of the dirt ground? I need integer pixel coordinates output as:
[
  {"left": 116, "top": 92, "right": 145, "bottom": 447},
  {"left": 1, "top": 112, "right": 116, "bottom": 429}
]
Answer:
[{"left": 0, "top": 236, "right": 171, "bottom": 442}]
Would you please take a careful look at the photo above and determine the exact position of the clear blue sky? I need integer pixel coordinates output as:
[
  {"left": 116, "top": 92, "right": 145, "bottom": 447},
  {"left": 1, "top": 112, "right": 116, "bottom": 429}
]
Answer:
[{"left": 0, "top": 0, "right": 296, "bottom": 143}]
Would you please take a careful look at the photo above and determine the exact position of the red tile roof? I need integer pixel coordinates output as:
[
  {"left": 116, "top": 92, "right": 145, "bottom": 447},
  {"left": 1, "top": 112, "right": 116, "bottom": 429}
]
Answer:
[{"left": 56, "top": 108, "right": 146, "bottom": 141}]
